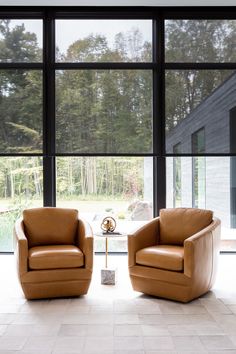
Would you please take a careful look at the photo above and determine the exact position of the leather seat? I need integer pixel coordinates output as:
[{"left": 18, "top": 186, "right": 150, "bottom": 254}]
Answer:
[
  {"left": 28, "top": 245, "right": 84, "bottom": 270},
  {"left": 136, "top": 245, "right": 184, "bottom": 271},
  {"left": 14, "top": 207, "right": 93, "bottom": 300},
  {"left": 128, "top": 208, "right": 221, "bottom": 303}
]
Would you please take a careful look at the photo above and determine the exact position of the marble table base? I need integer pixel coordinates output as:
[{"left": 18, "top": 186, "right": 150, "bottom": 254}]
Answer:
[{"left": 101, "top": 267, "right": 117, "bottom": 285}]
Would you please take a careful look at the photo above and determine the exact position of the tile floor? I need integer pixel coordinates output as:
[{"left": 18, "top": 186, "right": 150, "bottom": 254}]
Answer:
[{"left": 0, "top": 253, "right": 236, "bottom": 353}]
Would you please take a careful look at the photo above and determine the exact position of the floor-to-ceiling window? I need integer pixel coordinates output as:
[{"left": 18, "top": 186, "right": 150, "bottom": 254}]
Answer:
[
  {"left": 1, "top": 9, "right": 236, "bottom": 252},
  {"left": 165, "top": 17, "right": 236, "bottom": 251},
  {"left": 0, "top": 18, "right": 43, "bottom": 251}
]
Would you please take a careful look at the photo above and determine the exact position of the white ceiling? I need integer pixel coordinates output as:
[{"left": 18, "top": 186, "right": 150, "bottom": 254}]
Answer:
[{"left": 0, "top": 0, "right": 235, "bottom": 6}]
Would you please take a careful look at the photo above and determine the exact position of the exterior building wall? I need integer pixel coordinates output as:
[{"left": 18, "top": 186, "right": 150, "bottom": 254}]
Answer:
[
  {"left": 166, "top": 157, "right": 174, "bottom": 208},
  {"left": 165, "top": 73, "right": 236, "bottom": 230},
  {"left": 205, "top": 157, "right": 230, "bottom": 227},
  {"left": 167, "top": 157, "right": 231, "bottom": 228},
  {"left": 167, "top": 157, "right": 193, "bottom": 208},
  {"left": 181, "top": 158, "right": 193, "bottom": 208},
  {"left": 166, "top": 73, "right": 236, "bottom": 154}
]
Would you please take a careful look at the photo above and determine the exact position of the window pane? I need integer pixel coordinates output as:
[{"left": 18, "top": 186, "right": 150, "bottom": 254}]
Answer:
[
  {"left": 192, "top": 157, "right": 206, "bottom": 209},
  {"left": 0, "top": 20, "right": 42, "bottom": 62},
  {"left": 0, "top": 157, "right": 43, "bottom": 252},
  {"left": 0, "top": 70, "right": 43, "bottom": 153},
  {"left": 166, "top": 70, "right": 236, "bottom": 154},
  {"left": 56, "top": 70, "right": 152, "bottom": 154},
  {"left": 192, "top": 128, "right": 205, "bottom": 154},
  {"left": 166, "top": 157, "right": 236, "bottom": 251},
  {"left": 173, "top": 143, "right": 181, "bottom": 207},
  {"left": 165, "top": 20, "right": 236, "bottom": 62},
  {"left": 56, "top": 157, "right": 153, "bottom": 252},
  {"left": 56, "top": 20, "right": 152, "bottom": 62}
]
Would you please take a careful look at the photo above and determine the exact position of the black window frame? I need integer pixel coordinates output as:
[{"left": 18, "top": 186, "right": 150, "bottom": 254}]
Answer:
[{"left": 1, "top": 6, "right": 236, "bottom": 254}]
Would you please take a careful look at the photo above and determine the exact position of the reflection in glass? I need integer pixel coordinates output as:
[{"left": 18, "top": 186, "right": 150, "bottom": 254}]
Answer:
[
  {"left": 0, "top": 70, "right": 43, "bottom": 153},
  {"left": 56, "top": 157, "right": 153, "bottom": 252},
  {"left": 0, "top": 19, "right": 42, "bottom": 62},
  {"left": 56, "top": 20, "right": 152, "bottom": 62},
  {"left": 165, "top": 20, "right": 236, "bottom": 63},
  {"left": 56, "top": 70, "right": 152, "bottom": 154},
  {"left": 0, "top": 157, "right": 43, "bottom": 252},
  {"left": 166, "top": 70, "right": 236, "bottom": 153}
]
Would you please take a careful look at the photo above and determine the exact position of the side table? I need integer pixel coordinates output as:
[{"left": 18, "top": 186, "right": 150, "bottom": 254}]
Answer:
[{"left": 95, "top": 231, "right": 126, "bottom": 285}]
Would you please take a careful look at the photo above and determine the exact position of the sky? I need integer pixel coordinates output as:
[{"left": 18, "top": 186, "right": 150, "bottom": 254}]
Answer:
[{"left": 9, "top": 19, "right": 152, "bottom": 55}]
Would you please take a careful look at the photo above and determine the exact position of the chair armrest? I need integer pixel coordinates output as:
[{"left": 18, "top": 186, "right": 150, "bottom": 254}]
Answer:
[
  {"left": 184, "top": 218, "right": 221, "bottom": 279},
  {"left": 14, "top": 218, "right": 28, "bottom": 277},
  {"left": 77, "top": 218, "right": 94, "bottom": 271},
  {"left": 128, "top": 217, "right": 160, "bottom": 268}
]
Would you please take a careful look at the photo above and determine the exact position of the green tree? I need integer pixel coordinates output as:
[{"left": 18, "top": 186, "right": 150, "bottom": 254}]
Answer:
[
  {"left": 165, "top": 20, "right": 236, "bottom": 131},
  {"left": 0, "top": 21, "right": 42, "bottom": 152},
  {"left": 56, "top": 29, "right": 152, "bottom": 154}
]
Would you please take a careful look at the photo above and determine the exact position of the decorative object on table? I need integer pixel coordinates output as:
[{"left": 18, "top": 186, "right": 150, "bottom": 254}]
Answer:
[{"left": 101, "top": 216, "right": 116, "bottom": 233}]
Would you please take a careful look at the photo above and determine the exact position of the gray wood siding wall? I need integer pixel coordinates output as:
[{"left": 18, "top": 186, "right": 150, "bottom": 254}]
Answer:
[
  {"left": 166, "top": 73, "right": 236, "bottom": 154},
  {"left": 166, "top": 73, "right": 236, "bottom": 230}
]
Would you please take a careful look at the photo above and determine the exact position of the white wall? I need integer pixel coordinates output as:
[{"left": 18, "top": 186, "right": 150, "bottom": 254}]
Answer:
[{"left": 0, "top": 0, "right": 235, "bottom": 6}]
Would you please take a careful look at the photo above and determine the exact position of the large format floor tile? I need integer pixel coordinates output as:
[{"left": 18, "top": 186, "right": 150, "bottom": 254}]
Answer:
[{"left": 0, "top": 254, "right": 236, "bottom": 353}]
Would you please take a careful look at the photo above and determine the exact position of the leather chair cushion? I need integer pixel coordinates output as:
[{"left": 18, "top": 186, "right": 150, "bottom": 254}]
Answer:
[
  {"left": 159, "top": 208, "right": 213, "bottom": 245},
  {"left": 136, "top": 245, "right": 184, "bottom": 271},
  {"left": 23, "top": 208, "right": 78, "bottom": 247},
  {"left": 29, "top": 245, "right": 84, "bottom": 270}
]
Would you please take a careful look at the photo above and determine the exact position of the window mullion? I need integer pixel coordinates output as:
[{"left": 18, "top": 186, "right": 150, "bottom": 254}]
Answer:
[{"left": 43, "top": 10, "right": 56, "bottom": 206}]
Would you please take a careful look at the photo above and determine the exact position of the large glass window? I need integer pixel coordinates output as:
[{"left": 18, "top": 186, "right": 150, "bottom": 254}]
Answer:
[
  {"left": 56, "top": 157, "right": 153, "bottom": 251},
  {"left": 0, "top": 70, "right": 43, "bottom": 153},
  {"left": 165, "top": 16, "right": 236, "bottom": 252},
  {"left": 167, "top": 157, "right": 236, "bottom": 251},
  {"left": 165, "top": 70, "right": 235, "bottom": 153},
  {"left": 1, "top": 10, "right": 236, "bottom": 254},
  {"left": 165, "top": 20, "right": 236, "bottom": 63},
  {"left": 56, "top": 20, "right": 152, "bottom": 62},
  {"left": 56, "top": 70, "right": 152, "bottom": 154},
  {"left": 0, "top": 157, "right": 43, "bottom": 252},
  {"left": 0, "top": 19, "right": 42, "bottom": 62},
  {"left": 0, "top": 18, "right": 43, "bottom": 251}
]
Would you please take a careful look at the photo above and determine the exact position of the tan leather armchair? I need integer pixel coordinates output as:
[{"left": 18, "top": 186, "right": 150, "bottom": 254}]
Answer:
[
  {"left": 14, "top": 207, "right": 93, "bottom": 300},
  {"left": 128, "top": 208, "right": 221, "bottom": 303}
]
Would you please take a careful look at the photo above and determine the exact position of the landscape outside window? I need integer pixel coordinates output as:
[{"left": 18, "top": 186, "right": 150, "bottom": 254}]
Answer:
[
  {"left": 0, "top": 157, "right": 43, "bottom": 251},
  {"left": 56, "top": 20, "right": 152, "bottom": 63},
  {"left": 165, "top": 19, "right": 236, "bottom": 250},
  {"left": 56, "top": 70, "right": 152, "bottom": 154},
  {"left": 55, "top": 19, "right": 153, "bottom": 252},
  {"left": 0, "top": 17, "right": 153, "bottom": 252},
  {"left": 1, "top": 14, "right": 236, "bottom": 252},
  {"left": 0, "top": 20, "right": 43, "bottom": 251},
  {"left": 57, "top": 157, "right": 153, "bottom": 252}
]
